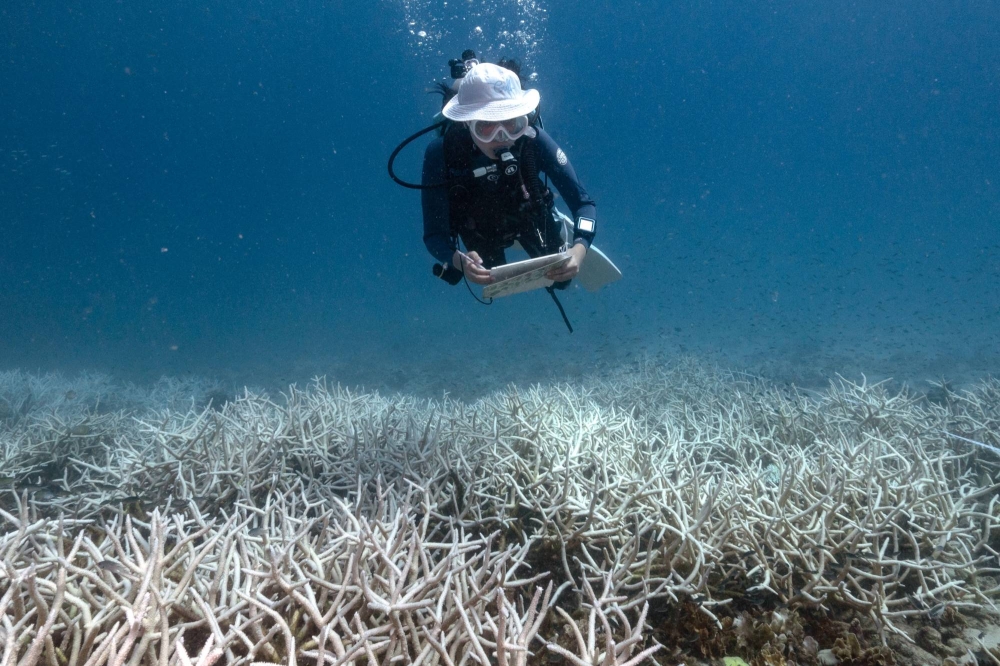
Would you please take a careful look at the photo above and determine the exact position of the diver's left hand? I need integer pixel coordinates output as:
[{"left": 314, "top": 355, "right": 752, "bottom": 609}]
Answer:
[{"left": 546, "top": 243, "right": 587, "bottom": 282}]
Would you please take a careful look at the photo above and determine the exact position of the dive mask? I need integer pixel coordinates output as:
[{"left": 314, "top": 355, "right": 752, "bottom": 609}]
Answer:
[{"left": 469, "top": 116, "right": 530, "bottom": 143}]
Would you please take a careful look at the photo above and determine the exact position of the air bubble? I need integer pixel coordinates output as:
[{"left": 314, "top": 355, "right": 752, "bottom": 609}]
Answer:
[{"left": 388, "top": 0, "right": 547, "bottom": 65}]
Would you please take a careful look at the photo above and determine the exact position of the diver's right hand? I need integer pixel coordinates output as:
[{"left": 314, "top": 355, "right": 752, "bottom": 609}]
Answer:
[{"left": 453, "top": 250, "right": 494, "bottom": 285}]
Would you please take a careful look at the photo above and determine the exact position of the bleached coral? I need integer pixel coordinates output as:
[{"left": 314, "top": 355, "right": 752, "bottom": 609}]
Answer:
[{"left": 0, "top": 359, "right": 998, "bottom": 665}]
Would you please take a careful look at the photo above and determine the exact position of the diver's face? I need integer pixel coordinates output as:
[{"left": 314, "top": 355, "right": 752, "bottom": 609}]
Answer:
[{"left": 471, "top": 133, "right": 514, "bottom": 160}]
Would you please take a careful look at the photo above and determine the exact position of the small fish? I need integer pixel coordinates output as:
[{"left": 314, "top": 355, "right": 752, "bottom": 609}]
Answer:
[
  {"left": 25, "top": 485, "right": 68, "bottom": 500},
  {"left": 97, "top": 560, "right": 130, "bottom": 576},
  {"left": 248, "top": 527, "right": 267, "bottom": 537},
  {"left": 65, "top": 391, "right": 77, "bottom": 400}
]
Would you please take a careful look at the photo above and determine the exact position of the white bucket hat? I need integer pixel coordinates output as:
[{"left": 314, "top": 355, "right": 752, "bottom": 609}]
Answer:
[{"left": 442, "top": 62, "right": 540, "bottom": 122}]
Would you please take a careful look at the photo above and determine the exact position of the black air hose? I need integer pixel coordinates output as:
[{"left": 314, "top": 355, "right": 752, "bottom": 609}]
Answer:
[{"left": 518, "top": 139, "right": 554, "bottom": 246}]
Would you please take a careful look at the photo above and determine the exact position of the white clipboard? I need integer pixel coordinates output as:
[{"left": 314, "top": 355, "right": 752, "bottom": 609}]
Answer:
[{"left": 482, "top": 252, "right": 570, "bottom": 298}]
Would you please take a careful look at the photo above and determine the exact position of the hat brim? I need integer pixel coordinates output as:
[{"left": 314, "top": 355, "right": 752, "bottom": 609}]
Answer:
[{"left": 442, "top": 89, "right": 540, "bottom": 122}]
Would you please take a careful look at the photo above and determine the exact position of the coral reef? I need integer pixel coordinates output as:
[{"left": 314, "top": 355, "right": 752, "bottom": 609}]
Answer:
[{"left": 0, "top": 360, "right": 998, "bottom": 666}]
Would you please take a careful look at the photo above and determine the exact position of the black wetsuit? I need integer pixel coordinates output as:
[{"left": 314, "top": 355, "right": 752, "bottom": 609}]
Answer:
[{"left": 421, "top": 127, "right": 597, "bottom": 270}]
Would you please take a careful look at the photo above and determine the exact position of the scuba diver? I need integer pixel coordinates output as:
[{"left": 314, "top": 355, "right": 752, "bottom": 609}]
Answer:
[
  {"left": 421, "top": 57, "right": 596, "bottom": 288},
  {"left": 388, "top": 52, "right": 617, "bottom": 331}
]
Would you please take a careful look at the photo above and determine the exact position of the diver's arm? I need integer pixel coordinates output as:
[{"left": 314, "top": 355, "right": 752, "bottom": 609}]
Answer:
[
  {"left": 534, "top": 128, "right": 597, "bottom": 249},
  {"left": 421, "top": 138, "right": 457, "bottom": 265}
]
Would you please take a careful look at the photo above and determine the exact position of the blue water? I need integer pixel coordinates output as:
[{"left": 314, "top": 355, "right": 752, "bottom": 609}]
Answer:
[{"left": 2, "top": 0, "right": 998, "bottom": 394}]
